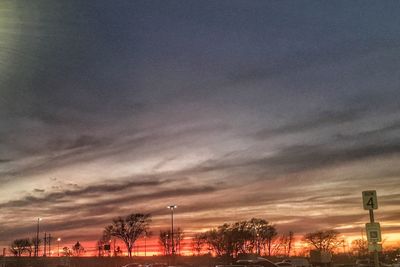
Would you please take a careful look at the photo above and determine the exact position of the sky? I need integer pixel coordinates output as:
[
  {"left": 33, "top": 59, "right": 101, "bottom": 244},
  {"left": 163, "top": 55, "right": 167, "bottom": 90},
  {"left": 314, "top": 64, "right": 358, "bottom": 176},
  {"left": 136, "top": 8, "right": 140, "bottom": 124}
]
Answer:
[{"left": 1, "top": 0, "right": 400, "bottom": 252}]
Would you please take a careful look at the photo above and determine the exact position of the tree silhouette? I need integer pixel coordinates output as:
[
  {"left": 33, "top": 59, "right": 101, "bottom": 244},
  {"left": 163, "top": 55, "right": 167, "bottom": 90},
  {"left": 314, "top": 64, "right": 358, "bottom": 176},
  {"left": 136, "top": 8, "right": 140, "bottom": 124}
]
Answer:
[
  {"left": 351, "top": 239, "right": 368, "bottom": 256},
  {"left": 192, "top": 233, "right": 207, "bottom": 256},
  {"left": 105, "top": 213, "right": 151, "bottom": 257},
  {"left": 72, "top": 241, "right": 85, "bottom": 256},
  {"left": 205, "top": 224, "right": 231, "bottom": 258},
  {"left": 159, "top": 230, "right": 170, "bottom": 255},
  {"left": 158, "top": 228, "right": 183, "bottom": 255},
  {"left": 261, "top": 224, "right": 277, "bottom": 256},
  {"left": 174, "top": 227, "right": 184, "bottom": 255},
  {"left": 62, "top": 246, "right": 72, "bottom": 257},
  {"left": 97, "top": 231, "right": 112, "bottom": 257},
  {"left": 287, "top": 231, "right": 294, "bottom": 256},
  {"left": 204, "top": 218, "right": 278, "bottom": 258},
  {"left": 304, "top": 230, "right": 341, "bottom": 252},
  {"left": 10, "top": 238, "right": 33, "bottom": 257},
  {"left": 30, "top": 237, "right": 41, "bottom": 257}
]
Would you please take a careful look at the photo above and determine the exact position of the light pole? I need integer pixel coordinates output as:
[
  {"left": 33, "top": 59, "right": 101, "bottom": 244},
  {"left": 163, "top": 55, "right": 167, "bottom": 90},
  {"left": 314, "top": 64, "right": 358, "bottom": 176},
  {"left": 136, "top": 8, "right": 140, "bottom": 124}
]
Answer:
[
  {"left": 256, "top": 233, "right": 260, "bottom": 255},
  {"left": 35, "top": 218, "right": 42, "bottom": 257},
  {"left": 167, "top": 205, "right": 177, "bottom": 256},
  {"left": 57, "top": 238, "right": 61, "bottom": 257}
]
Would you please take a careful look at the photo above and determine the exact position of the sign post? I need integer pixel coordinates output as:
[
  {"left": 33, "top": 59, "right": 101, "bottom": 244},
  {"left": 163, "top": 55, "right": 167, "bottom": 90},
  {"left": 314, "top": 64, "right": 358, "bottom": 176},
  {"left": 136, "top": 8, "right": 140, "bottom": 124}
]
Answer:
[{"left": 362, "top": 190, "right": 380, "bottom": 267}]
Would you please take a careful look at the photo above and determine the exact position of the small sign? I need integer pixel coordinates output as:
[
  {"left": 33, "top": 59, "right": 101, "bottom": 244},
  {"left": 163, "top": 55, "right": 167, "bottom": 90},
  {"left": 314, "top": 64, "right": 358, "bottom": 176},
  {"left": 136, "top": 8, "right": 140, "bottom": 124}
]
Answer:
[
  {"left": 366, "top": 222, "right": 382, "bottom": 242},
  {"left": 362, "top": 190, "right": 378, "bottom": 210},
  {"left": 368, "top": 243, "right": 382, "bottom": 252}
]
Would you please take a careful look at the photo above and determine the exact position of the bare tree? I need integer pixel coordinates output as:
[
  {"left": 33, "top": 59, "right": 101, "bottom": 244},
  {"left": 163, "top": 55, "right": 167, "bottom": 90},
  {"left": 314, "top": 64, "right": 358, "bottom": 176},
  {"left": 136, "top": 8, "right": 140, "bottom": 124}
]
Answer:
[
  {"left": 263, "top": 225, "right": 278, "bottom": 256},
  {"left": 97, "top": 231, "right": 112, "bottom": 257},
  {"left": 159, "top": 230, "right": 171, "bottom": 256},
  {"left": 287, "top": 231, "right": 294, "bottom": 256},
  {"left": 205, "top": 224, "right": 232, "bottom": 258},
  {"left": 105, "top": 213, "right": 151, "bottom": 257},
  {"left": 10, "top": 239, "right": 33, "bottom": 257},
  {"left": 304, "top": 230, "right": 341, "bottom": 252},
  {"left": 276, "top": 231, "right": 295, "bottom": 257},
  {"left": 72, "top": 241, "right": 85, "bottom": 256},
  {"left": 248, "top": 218, "right": 273, "bottom": 255},
  {"left": 351, "top": 239, "right": 368, "bottom": 257},
  {"left": 174, "top": 227, "right": 184, "bottom": 255},
  {"left": 62, "top": 246, "right": 72, "bottom": 257},
  {"left": 204, "top": 219, "right": 279, "bottom": 259},
  {"left": 192, "top": 233, "right": 207, "bottom": 256},
  {"left": 31, "top": 237, "right": 41, "bottom": 257}
]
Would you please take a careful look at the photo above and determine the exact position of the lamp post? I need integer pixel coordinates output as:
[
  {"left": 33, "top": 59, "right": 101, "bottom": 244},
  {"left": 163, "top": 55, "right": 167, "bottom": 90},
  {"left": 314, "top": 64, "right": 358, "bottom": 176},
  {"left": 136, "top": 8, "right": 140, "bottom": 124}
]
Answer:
[
  {"left": 35, "top": 218, "right": 42, "bottom": 257},
  {"left": 256, "top": 233, "right": 260, "bottom": 255},
  {"left": 57, "top": 238, "right": 61, "bottom": 257},
  {"left": 167, "top": 205, "right": 177, "bottom": 256}
]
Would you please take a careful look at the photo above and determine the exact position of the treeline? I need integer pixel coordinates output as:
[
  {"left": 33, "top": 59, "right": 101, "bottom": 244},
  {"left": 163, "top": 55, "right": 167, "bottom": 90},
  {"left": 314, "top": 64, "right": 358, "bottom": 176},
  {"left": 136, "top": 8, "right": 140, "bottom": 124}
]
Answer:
[
  {"left": 9, "top": 238, "right": 84, "bottom": 257},
  {"left": 9, "top": 238, "right": 36, "bottom": 257},
  {"left": 10, "top": 212, "right": 352, "bottom": 258},
  {"left": 97, "top": 214, "right": 294, "bottom": 258},
  {"left": 188, "top": 218, "right": 294, "bottom": 258},
  {"left": 100, "top": 214, "right": 297, "bottom": 258}
]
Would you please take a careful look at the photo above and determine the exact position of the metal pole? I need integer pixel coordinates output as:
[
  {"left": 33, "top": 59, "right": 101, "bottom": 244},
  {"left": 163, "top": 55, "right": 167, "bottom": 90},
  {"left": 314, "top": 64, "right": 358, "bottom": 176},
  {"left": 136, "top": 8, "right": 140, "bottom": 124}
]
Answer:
[
  {"left": 369, "top": 210, "right": 379, "bottom": 267},
  {"left": 171, "top": 208, "right": 175, "bottom": 256},
  {"left": 36, "top": 218, "right": 40, "bottom": 257},
  {"left": 369, "top": 209, "right": 375, "bottom": 223},
  {"left": 44, "top": 233, "right": 47, "bottom": 257},
  {"left": 58, "top": 241, "right": 60, "bottom": 257},
  {"left": 49, "top": 234, "right": 51, "bottom": 256}
]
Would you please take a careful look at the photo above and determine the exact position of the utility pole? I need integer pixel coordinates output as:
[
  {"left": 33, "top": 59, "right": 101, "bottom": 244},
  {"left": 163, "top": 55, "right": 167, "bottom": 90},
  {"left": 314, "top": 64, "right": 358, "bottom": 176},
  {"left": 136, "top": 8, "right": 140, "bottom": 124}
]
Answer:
[
  {"left": 44, "top": 233, "right": 46, "bottom": 257},
  {"left": 49, "top": 234, "right": 51, "bottom": 256},
  {"left": 35, "top": 218, "right": 42, "bottom": 257}
]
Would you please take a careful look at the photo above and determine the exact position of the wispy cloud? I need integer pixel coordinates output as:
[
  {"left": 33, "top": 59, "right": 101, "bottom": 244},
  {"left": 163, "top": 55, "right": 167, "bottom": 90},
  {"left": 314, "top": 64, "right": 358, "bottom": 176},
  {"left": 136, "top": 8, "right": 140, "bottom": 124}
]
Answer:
[{"left": 254, "top": 108, "right": 364, "bottom": 139}]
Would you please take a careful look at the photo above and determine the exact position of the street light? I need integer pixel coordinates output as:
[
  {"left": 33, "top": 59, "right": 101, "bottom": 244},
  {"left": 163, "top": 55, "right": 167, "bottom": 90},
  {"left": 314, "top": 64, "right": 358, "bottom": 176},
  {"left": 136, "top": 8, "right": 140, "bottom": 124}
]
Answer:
[
  {"left": 57, "top": 238, "right": 61, "bottom": 257},
  {"left": 167, "top": 205, "right": 177, "bottom": 256},
  {"left": 36, "top": 218, "right": 42, "bottom": 257}
]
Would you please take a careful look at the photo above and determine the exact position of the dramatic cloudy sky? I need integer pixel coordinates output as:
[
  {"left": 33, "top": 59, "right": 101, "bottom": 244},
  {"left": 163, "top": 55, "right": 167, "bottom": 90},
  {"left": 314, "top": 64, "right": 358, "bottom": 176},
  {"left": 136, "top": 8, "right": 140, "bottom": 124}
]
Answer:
[{"left": 1, "top": 1, "right": 400, "bottom": 251}]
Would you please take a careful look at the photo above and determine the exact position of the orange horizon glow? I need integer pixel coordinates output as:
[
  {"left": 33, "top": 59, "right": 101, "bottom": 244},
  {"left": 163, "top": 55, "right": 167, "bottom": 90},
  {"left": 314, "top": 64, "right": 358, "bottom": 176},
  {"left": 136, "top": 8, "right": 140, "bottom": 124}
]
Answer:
[{"left": 37, "top": 231, "right": 400, "bottom": 258}]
